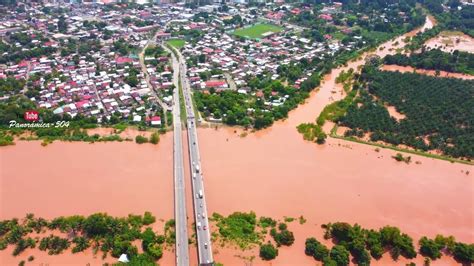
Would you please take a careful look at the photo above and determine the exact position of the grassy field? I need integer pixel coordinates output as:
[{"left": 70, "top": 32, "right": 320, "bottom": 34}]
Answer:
[
  {"left": 233, "top": 23, "right": 283, "bottom": 39},
  {"left": 166, "top": 39, "right": 185, "bottom": 49}
]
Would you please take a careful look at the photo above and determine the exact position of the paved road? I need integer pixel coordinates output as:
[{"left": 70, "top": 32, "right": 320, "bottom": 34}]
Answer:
[
  {"left": 166, "top": 44, "right": 190, "bottom": 266},
  {"left": 139, "top": 36, "right": 172, "bottom": 117},
  {"left": 166, "top": 43, "right": 214, "bottom": 265},
  {"left": 179, "top": 52, "right": 214, "bottom": 266}
]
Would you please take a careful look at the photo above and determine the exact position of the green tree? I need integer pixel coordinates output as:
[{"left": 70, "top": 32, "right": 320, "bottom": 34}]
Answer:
[
  {"left": 259, "top": 242, "right": 278, "bottom": 260},
  {"left": 305, "top": 237, "right": 329, "bottom": 261},
  {"left": 330, "top": 245, "right": 350, "bottom": 266},
  {"left": 452, "top": 242, "right": 474, "bottom": 264},
  {"left": 419, "top": 236, "right": 442, "bottom": 260}
]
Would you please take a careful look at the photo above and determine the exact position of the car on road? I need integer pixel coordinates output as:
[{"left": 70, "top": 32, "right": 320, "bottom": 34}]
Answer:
[
  {"left": 197, "top": 222, "right": 201, "bottom": 230},
  {"left": 204, "top": 243, "right": 208, "bottom": 249},
  {"left": 203, "top": 225, "right": 207, "bottom": 230}
]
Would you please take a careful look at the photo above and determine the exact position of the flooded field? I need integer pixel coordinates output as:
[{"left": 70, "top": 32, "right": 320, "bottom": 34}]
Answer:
[
  {"left": 381, "top": 64, "right": 474, "bottom": 80},
  {"left": 425, "top": 31, "right": 474, "bottom": 53},
  {"left": 1, "top": 16, "right": 472, "bottom": 266}
]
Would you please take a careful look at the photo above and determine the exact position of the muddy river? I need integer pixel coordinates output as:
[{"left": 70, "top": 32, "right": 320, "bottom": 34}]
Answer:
[{"left": 1, "top": 16, "right": 472, "bottom": 266}]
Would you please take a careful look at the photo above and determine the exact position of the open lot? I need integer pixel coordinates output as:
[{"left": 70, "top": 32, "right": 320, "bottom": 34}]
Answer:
[{"left": 233, "top": 23, "right": 283, "bottom": 39}]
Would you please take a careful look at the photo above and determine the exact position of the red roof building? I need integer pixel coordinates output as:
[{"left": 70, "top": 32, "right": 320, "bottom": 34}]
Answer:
[
  {"left": 146, "top": 116, "right": 161, "bottom": 126},
  {"left": 115, "top": 57, "right": 133, "bottom": 65},
  {"left": 319, "top": 14, "right": 333, "bottom": 21},
  {"left": 205, "top": 81, "right": 227, "bottom": 88}
]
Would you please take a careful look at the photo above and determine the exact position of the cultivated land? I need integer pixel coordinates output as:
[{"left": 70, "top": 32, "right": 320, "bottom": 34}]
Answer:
[
  {"left": 233, "top": 23, "right": 283, "bottom": 39},
  {"left": 166, "top": 39, "right": 185, "bottom": 49}
]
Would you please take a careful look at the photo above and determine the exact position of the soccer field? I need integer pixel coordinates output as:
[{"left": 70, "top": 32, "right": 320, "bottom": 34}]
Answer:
[
  {"left": 166, "top": 39, "right": 185, "bottom": 49},
  {"left": 233, "top": 23, "right": 283, "bottom": 39}
]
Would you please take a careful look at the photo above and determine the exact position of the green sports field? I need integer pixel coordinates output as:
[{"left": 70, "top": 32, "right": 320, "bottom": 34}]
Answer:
[
  {"left": 166, "top": 39, "right": 185, "bottom": 49},
  {"left": 233, "top": 23, "right": 283, "bottom": 39}
]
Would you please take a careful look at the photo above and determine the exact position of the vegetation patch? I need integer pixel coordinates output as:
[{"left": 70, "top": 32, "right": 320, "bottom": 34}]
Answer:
[
  {"left": 0, "top": 212, "right": 168, "bottom": 265},
  {"left": 305, "top": 222, "right": 474, "bottom": 265},
  {"left": 135, "top": 135, "right": 149, "bottom": 144},
  {"left": 392, "top": 153, "right": 412, "bottom": 164},
  {"left": 270, "top": 223, "right": 295, "bottom": 247},
  {"left": 297, "top": 123, "right": 327, "bottom": 144},
  {"left": 211, "top": 212, "right": 262, "bottom": 249}
]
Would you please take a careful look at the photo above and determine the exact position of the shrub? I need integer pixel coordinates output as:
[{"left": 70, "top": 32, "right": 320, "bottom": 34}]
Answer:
[
  {"left": 150, "top": 132, "right": 160, "bottom": 144},
  {"left": 270, "top": 223, "right": 295, "bottom": 247},
  {"left": 72, "top": 237, "right": 90, "bottom": 253},
  {"left": 259, "top": 242, "right": 278, "bottom": 260},
  {"left": 143, "top": 212, "right": 156, "bottom": 225},
  {"left": 259, "top": 217, "right": 276, "bottom": 228},
  {"left": 135, "top": 135, "right": 148, "bottom": 144}
]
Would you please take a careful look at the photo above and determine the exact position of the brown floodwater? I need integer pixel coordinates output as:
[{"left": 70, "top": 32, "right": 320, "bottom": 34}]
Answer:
[
  {"left": 425, "top": 31, "right": 474, "bottom": 53},
  {"left": 381, "top": 64, "right": 474, "bottom": 80},
  {"left": 1, "top": 16, "right": 473, "bottom": 266},
  {"left": 0, "top": 137, "right": 177, "bottom": 266}
]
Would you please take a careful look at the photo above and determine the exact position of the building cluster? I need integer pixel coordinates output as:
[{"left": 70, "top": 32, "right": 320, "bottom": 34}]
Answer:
[
  {"left": 176, "top": 5, "right": 358, "bottom": 94},
  {"left": 0, "top": 2, "right": 192, "bottom": 125},
  {"left": 1, "top": 0, "right": 372, "bottom": 125}
]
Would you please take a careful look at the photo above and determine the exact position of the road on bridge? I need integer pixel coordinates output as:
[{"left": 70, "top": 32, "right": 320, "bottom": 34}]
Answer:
[{"left": 164, "top": 44, "right": 190, "bottom": 266}]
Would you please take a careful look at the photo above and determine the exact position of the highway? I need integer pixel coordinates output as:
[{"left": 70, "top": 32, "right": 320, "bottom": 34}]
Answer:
[
  {"left": 166, "top": 44, "right": 190, "bottom": 266},
  {"left": 179, "top": 53, "right": 214, "bottom": 266},
  {"left": 166, "top": 43, "right": 214, "bottom": 265},
  {"left": 164, "top": 42, "right": 214, "bottom": 265}
]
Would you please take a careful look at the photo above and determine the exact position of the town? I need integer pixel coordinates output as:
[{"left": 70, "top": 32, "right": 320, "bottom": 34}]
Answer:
[{"left": 1, "top": 0, "right": 424, "bottom": 129}]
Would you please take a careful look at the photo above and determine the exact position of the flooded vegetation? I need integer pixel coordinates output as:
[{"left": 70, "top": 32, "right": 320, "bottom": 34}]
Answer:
[{"left": 425, "top": 31, "right": 474, "bottom": 53}]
